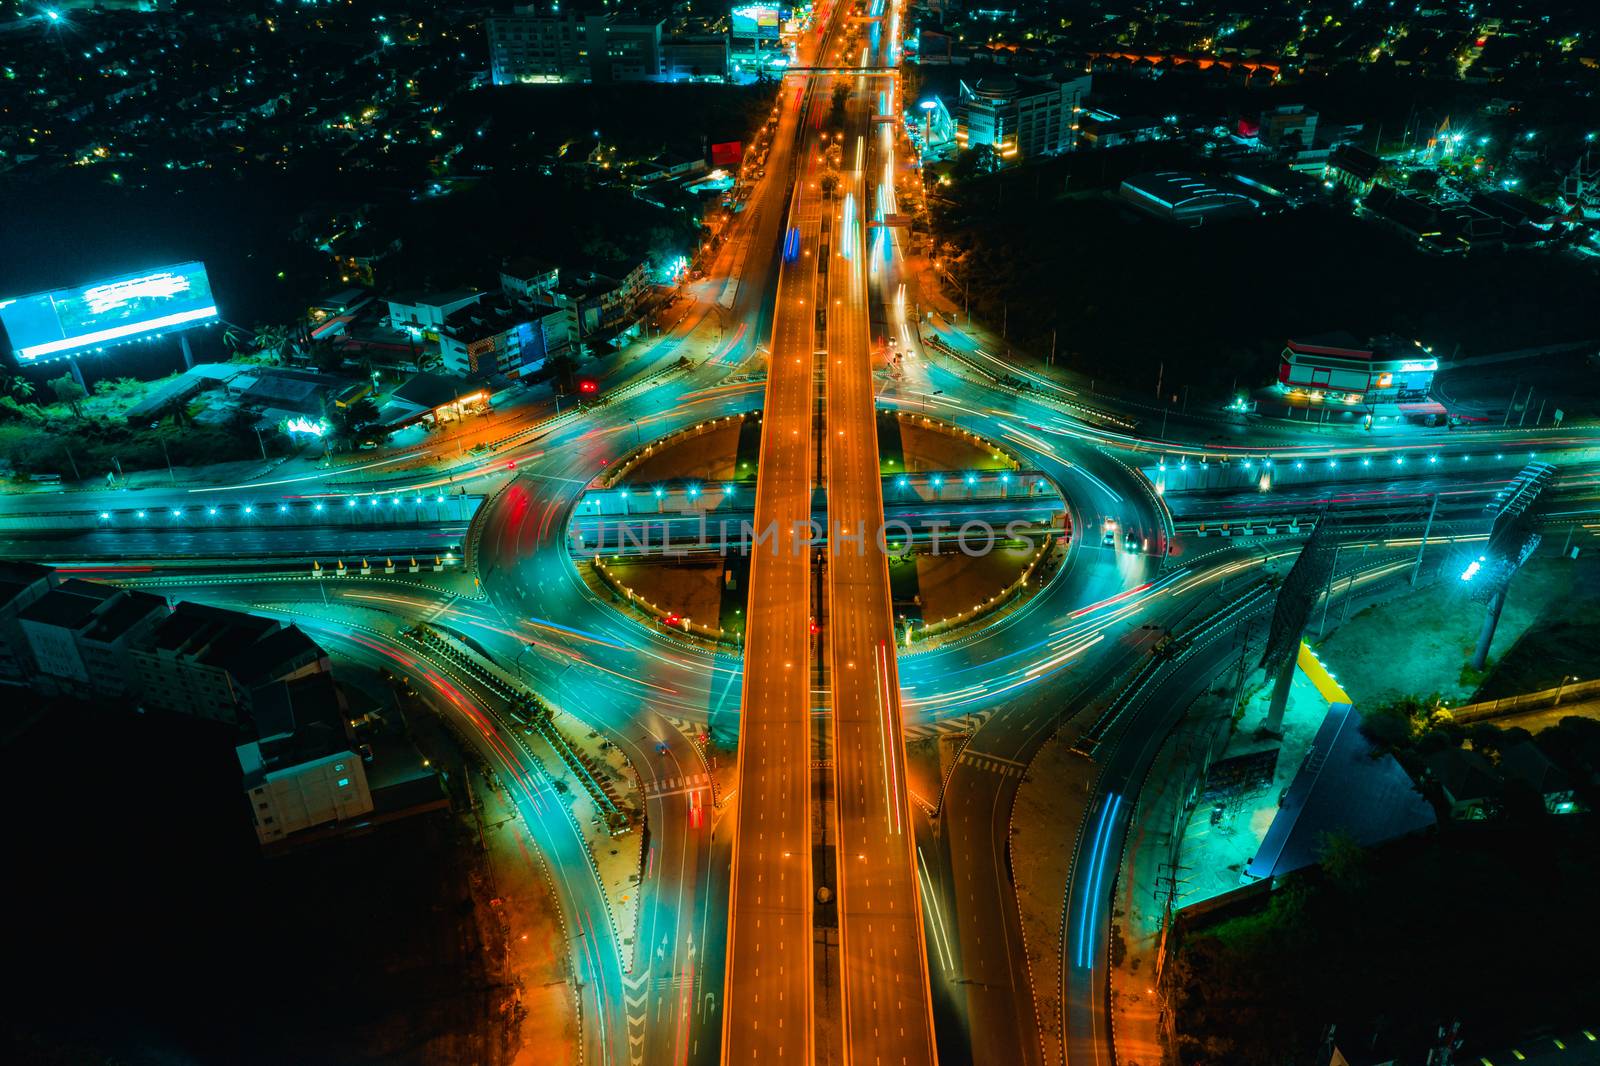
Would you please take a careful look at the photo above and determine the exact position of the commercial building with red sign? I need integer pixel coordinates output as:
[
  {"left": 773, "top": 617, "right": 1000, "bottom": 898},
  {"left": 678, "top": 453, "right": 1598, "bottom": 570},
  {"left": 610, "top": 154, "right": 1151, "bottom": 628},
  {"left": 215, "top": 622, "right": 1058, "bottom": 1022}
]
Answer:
[{"left": 1278, "top": 334, "right": 1438, "bottom": 405}]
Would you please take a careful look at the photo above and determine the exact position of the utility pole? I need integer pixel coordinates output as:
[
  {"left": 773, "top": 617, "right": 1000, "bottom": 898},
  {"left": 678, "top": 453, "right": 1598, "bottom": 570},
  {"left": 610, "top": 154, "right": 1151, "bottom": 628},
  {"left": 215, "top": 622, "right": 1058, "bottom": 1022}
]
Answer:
[
  {"left": 1519, "top": 387, "right": 1532, "bottom": 427},
  {"left": 1231, "top": 620, "right": 1255, "bottom": 715},
  {"left": 1411, "top": 493, "right": 1439, "bottom": 586},
  {"left": 1318, "top": 542, "right": 1345, "bottom": 638},
  {"left": 1155, "top": 361, "right": 1164, "bottom": 400},
  {"left": 1049, "top": 327, "right": 1057, "bottom": 367},
  {"left": 160, "top": 437, "right": 176, "bottom": 486}
]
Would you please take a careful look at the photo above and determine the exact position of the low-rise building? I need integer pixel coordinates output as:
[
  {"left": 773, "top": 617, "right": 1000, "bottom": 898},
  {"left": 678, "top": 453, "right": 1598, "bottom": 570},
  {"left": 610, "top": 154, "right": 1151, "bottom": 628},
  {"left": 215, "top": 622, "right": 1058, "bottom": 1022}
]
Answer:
[
  {"left": 376, "top": 372, "right": 492, "bottom": 430},
  {"left": 662, "top": 34, "right": 730, "bottom": 81},
  {"left": 1077, "top": 111, "right": 1166, "bottom": 150},
  {"left": 1119, "top": 171, "right": 1261, "bottom": 225},
  {"left": 238, "top": 672, "right": 374, "bottom": 845},
  {"left": 230, "top": 367, "right": 353, "bottom": 424},
  {"left": 1278, "top": 333, "right": 1438, "bottom": 405},
  {"left": 1257, "top": 104, "right": 1318, "bottom": 152},
  {"left": 439, "top": 298, "right": 567, "bottom": 379},
  {"left": 1324, "top": 144, "right": 1382, "bottom": 195},
  {"left": 386, "top": 288, "right": 486, "bottom": 340}
]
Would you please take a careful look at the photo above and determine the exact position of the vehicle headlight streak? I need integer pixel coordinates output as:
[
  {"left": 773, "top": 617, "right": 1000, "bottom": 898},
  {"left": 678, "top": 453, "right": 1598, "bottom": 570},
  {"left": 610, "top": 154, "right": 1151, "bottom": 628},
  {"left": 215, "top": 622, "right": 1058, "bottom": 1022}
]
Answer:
[
  {"left": 1075, "top": 792, "right": 1124, "bottom": 968},
  {"left": 875, "top": 640, "right": 904, "bottom": 835},
  {"left": 841, "top": 191, "right": 857, "bottom": 259}
]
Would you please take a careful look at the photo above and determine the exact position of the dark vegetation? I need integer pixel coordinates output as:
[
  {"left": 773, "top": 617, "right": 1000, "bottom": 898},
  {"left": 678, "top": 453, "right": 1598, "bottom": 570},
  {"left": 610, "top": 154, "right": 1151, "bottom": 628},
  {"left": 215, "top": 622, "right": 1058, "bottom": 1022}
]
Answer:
[
  {"left": 932, "top": 142, "right": 1600, "bottom": 403},
  {"left": 0, "top": 697, "right": 502, "bottom": 1066},
  {"left": 1172, "top": 813, "right": 1600, "bottom": 1064}
]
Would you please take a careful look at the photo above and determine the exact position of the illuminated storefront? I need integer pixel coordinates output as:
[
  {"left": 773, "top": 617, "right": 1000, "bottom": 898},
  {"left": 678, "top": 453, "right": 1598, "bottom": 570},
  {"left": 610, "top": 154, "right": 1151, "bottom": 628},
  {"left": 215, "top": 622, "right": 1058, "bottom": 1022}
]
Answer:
[{"left": 1278, "top": 337, "right": 1438, "bottom": 405}]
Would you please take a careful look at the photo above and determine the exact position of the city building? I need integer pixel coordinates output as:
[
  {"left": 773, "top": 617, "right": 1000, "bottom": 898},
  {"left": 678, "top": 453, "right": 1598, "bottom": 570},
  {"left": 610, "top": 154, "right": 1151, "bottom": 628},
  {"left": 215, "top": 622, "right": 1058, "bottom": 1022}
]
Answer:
[
  {"left": 131, "top": 603, "right": 330, "bottom": 723},
  {"left": 1077, "top": 111, "right": 1166, "bottom": 150},
  {"left": 1278, "top": 334, "right": 1438, "bottom": 405},
  {"left": 1256, "top": 104, "right": 1318, "bottom": 151},
  {"left": 488, "top": 9, "right": 664, "bottom": 85},
  {"left": 19, "top": 582, "right": 170, "bottom": 699},
  {"left": 1360, "top": 185, "right": 1508, "bottom": 254},
  {"left": 500, "top": 259, "right": 561, "bottom": 303},
  {"left": 386, "top": 288, "right": 487, "bottom": 340},
  {"left": 377, "top": 372, "right": 492, "bottom": 430},
  {"left": 910, "top": 96, "right": 956, "bottom": 160},
  {"left": 0, "top": 562, "right": 59, "bottom": 683},
  {"left": 439, "top": 297, "right": 567, "bottom": 378},
  {"left": 1119, "top": 171, "right": 1261, "bottom": 225},
  {"left": 954, "top": 72, "right": 1091, "bottom": 161},
  {"left": 663, "top": 34, "right": 730, "bottom": 82},
  {"left": 230, "top": 367, "right": 355, "bottom": 425},
  {"left": 238, "top": 672, "right": 374, "bottom": 845},
  {"left": 1324, "top": 144, "right": 1382, "bottom": 196}
]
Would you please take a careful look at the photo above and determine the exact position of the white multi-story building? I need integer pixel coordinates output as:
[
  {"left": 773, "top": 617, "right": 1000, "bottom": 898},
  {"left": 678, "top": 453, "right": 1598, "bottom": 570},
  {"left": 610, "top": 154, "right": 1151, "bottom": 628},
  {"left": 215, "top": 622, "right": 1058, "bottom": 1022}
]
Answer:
[
  {"left": 489, "top": 9, "right": 664, "bottom": 85},
  {"left": 956, "top": 72, "right": 1091, "bottom": 161},
  {"left": 238, "top": 673, "right": 374, "bottom": 845},
  {"left": 18, "top": 580, "right": 169, "bottom": 699}
]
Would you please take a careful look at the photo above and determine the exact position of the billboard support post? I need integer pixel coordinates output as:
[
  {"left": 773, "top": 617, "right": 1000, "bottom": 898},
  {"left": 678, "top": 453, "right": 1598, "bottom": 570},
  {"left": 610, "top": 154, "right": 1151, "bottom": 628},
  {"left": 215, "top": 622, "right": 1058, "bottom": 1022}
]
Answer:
[{"left": 181, "top": 333, "right": 195, "bottom": 370}]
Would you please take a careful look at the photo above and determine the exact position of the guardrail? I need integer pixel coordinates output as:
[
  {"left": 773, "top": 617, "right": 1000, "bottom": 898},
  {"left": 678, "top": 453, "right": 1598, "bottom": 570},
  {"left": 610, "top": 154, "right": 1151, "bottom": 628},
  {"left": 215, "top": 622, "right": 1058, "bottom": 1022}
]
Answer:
[
  {"left": 404, "top": 623, "right": 630, "bottom": 829},
  {"left": 919, "top": 330, "right": 1137, "bottom": 431},
  {"left": 1448, "top": 677, "right": 1600, "bottom": 724},
  {"left": 1074, "top": 585, "right": 1275, "bottom": 757},
  {"left": 1174, "top": 514, "right": 1319, "bottom": 538}
]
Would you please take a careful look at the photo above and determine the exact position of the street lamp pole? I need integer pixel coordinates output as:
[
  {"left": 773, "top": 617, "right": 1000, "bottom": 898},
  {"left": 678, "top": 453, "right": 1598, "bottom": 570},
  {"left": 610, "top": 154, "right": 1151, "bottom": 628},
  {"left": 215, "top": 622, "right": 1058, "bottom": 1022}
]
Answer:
[{"left": 1318, "top": 543, "right": 1345, "bottom": 639}]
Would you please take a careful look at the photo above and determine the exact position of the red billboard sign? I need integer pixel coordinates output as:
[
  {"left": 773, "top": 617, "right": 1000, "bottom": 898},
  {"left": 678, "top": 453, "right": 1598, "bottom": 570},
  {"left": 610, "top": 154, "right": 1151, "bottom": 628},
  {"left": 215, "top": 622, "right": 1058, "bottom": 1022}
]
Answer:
[{"left": 711, "top": 141, "right": 743, "bottom": 166}]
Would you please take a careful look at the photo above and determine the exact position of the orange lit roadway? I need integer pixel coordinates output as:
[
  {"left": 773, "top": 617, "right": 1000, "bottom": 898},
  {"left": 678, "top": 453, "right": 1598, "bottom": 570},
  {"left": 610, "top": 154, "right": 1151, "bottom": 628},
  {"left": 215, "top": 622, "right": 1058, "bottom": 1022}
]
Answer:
[
  {"left": 718, "top": 13, "right": 842, "bottom": 1064},
  {"left": 824, "top": 47, "right": 939, "bottom": 1066}
]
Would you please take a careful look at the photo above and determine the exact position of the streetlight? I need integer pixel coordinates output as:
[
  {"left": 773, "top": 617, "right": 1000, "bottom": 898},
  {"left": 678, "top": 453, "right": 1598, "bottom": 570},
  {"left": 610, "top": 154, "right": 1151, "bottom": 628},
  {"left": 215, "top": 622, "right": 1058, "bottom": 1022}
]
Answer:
[{"left": 1555, "top": 675, "right": 1580, "bottom": 706}]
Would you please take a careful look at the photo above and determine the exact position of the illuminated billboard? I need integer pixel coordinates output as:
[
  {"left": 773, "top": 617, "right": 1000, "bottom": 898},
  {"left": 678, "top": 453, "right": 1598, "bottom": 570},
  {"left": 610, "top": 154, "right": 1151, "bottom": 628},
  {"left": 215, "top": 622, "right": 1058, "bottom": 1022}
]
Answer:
[{"left": 0, "top": 261, "right": 218, "bottom": 363}]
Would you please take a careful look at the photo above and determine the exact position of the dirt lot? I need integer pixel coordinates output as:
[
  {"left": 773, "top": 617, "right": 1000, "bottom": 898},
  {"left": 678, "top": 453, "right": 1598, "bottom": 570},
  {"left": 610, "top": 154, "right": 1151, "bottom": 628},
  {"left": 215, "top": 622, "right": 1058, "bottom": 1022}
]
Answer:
[{"left": 1316, "top": 553, "right": 1599, "bottom": 708}]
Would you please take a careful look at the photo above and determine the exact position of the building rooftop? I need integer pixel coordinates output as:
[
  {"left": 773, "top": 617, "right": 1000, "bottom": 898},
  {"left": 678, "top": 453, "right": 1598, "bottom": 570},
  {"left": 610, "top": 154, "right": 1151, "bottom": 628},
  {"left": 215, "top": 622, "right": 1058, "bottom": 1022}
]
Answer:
[
  {"left": 239, "top": 672, "right": 352, "bottom": 787},
  {"left": 1327, "top": 143, "right": 1382, "bottom": 181},
  {"left": 19, "top": 582, "right": 119, "bottom": 630},
  {"left": 1424, "top": 746, "right": 1502, "bottom": 803},
  {"left": 0, "top": 562, "right": 56, "bottom": 612},
  {"left": 391, "top": 371, "right": 481, "bottom": 410},
  {"left": 82, "top": 589, "right": 168, "bottom": 646},
  {"left": 234, "top": 368, "right": 349, "bottom": 411},
  {"left": 388, "top": 287, "right": 485, "bottom": 310},
  {"left": 150, "top": 601, "right": 280, "bottom": 657},
  {"left": 1246, "top": 702, "right": 1437, "bottom": 882},
  {"left": 230, "top": 625, "right": 326, "bottom": 690}
]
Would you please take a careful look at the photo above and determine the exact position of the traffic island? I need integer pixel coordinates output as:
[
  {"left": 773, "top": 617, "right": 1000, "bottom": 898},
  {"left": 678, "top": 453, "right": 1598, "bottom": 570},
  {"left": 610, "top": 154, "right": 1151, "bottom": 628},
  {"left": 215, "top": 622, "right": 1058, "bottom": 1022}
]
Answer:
[{"left": 575, "top": 411, "right": 1067, "bottom": 646}]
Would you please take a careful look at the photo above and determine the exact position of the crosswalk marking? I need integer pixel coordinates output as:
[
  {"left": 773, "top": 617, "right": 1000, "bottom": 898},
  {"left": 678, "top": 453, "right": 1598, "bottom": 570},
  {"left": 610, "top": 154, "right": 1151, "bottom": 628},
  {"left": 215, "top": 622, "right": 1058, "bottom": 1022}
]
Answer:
[
  {"left": 956, "top": 753, "right": 1024, "bottom": 778},
  {"left": 644, "top": 772, "right": 712, "bottom": 797}
]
